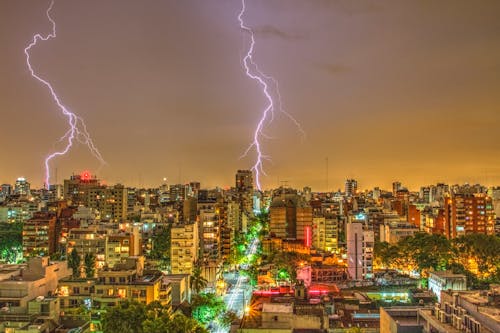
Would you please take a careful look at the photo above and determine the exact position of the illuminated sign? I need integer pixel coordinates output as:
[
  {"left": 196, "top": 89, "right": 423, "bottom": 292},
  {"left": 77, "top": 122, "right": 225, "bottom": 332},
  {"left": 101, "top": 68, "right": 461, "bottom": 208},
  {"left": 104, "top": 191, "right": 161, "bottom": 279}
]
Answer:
[{"left": 304, "top": 226, "right": 312, "bottom": 248}]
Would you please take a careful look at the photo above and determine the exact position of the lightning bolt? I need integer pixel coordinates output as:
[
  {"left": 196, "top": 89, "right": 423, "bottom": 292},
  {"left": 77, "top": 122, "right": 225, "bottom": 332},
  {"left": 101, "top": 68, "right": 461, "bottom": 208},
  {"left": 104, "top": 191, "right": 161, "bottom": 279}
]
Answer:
[
  {"left": 24, "top": 0, "right": 105, "bottom": 188},
  {"left": 238, "top": 0, "right": 305, "bottom": 191}
]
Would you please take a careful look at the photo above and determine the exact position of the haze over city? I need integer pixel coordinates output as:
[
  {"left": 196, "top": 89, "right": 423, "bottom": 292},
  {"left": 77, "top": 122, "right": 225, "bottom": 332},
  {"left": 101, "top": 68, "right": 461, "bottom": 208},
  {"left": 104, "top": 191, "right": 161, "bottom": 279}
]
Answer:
[{"left": 1, "top": 0, "right": 499, "bottom": 189}]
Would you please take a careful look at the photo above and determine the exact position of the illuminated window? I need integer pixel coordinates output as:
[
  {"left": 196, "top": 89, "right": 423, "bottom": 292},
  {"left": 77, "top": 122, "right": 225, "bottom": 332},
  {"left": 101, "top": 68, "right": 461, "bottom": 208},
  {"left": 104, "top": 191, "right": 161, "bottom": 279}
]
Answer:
[
  {"left": 60, "top": 286, "right": 69, "bottom": 296},
  {"left": 118, "top": 289, "right": 126, "bottom": 298}
]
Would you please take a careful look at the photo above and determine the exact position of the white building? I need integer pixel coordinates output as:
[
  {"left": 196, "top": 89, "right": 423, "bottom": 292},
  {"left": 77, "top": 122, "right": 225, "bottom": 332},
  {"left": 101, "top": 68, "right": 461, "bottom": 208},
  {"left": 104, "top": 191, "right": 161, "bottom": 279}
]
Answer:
[
  {"left": 347, "top": 222, "right": 374, "bottom": 280},
  {"left": 428, "top": 271, "right": 467, "bottom": 302}
]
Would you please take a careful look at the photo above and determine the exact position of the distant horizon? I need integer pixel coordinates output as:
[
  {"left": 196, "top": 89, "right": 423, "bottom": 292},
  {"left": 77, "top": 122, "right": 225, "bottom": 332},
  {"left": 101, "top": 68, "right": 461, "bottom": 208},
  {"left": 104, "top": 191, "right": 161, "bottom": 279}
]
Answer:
[{"left": 2, "top": 169, "right": 499, "bottom": 193}]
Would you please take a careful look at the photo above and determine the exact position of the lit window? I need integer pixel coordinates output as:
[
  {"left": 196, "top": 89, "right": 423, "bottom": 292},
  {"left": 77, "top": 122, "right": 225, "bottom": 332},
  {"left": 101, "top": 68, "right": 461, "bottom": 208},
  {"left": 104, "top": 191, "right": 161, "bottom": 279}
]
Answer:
[{"left": 118, "top": 289, "right": 126, "bottom": 298}]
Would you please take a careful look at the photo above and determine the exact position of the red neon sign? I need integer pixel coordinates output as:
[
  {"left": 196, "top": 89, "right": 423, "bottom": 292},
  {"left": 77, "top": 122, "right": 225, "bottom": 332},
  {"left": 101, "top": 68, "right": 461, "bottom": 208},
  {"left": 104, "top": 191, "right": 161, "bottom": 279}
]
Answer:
[{"left": 305, "top": 226, "right": 312, "bottom": 248}]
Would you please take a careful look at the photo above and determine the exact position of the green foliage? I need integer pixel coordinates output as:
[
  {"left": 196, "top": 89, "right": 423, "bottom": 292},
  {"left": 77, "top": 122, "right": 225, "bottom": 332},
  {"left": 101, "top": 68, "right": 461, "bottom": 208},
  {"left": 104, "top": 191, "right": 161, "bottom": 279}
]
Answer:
[
  {"left": 190, "top": 266, "right": 208, "bottom": 294},
  {"left": 374, "top": 233, "right": 452, "bottom": 275},
  {"left": 102, "top": 300, "right": 147, "bottom": 333},
  {"left": 374, "top": 233, "right": 500, "bottom": 288},
  {"left": 191, "top": 293, "right": 225, "bottom": 325},
  {"left": 102, "top": 300, "right": 207, "bottom": 333},
  {"left": 50, "top": 252, "right": 64, "bottom": 261},
  {"left": 267, "top": 251, "right": 310, "bottom": 283},
  {"left": 241, "top": 265, "right": 258, "bottom": 286},
  {"left": 143, "top": 313, "right": 208, "bottom": 333},
  {"left": 68, "top": 248, "right": 81, "bottom": 278},
  {"left": 219, "top": 310, "right": 238, "bottom": 329},
  {"left": 404, "top": 233, "right": 452, "bottom": 273},
  {"left": 0, "top": 222, "right": 23, "bottom": 263},
  {"left": 149, "top": 225, "right": 171, "bottom": 262},
  {"left": 338, "top": 230, "right": 346, "bottom": 243},
  {"left": 452, "top": 234, "right": 500, "bottom": 279},
  {"left": 84, "top": 252, "right": 95, "bottom": 278}
]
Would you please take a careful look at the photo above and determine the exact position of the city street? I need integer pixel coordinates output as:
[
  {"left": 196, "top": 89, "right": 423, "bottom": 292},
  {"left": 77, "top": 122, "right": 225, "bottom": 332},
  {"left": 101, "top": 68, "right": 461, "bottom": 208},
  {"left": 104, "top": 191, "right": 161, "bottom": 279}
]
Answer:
[{"left": 213, "top": 231, "right": 260, "bottom": 332}]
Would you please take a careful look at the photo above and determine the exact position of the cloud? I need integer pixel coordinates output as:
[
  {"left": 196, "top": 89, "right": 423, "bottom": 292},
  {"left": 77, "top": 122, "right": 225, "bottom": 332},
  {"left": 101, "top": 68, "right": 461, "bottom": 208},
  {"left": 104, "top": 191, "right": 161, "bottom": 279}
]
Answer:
[
  {"left": 314, "top": 0, "right": 383, "bottom": 15},
  {"left": 254, "top": 25, "right": 307, "bottom": 40},
  {"left": 314, "top": 63, "right": 350, "bottom": 75}
]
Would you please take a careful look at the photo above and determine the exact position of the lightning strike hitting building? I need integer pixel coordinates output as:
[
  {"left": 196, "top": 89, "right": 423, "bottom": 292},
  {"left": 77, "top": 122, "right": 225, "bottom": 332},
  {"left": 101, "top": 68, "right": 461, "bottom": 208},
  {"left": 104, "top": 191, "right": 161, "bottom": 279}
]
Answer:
[
  {"left": 238, "top": 0, "right": 305, "bottom": 190},
  {"left": 24, "top": 0, "right": 105, "bottom": 188}
]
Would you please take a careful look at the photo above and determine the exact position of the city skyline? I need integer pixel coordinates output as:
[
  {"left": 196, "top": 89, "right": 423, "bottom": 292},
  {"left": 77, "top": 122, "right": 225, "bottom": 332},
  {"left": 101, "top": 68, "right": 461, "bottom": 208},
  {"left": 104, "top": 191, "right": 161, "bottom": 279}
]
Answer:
[{"left": 1, "top": 0, "right": 500, "bottom": 190}]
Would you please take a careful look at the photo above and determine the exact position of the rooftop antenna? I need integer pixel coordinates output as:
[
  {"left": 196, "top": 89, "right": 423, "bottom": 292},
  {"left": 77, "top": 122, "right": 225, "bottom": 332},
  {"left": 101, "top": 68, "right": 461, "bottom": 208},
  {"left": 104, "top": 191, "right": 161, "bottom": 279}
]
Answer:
[{"left": 325, "top": 157, "right": 329, "bottom": 193}]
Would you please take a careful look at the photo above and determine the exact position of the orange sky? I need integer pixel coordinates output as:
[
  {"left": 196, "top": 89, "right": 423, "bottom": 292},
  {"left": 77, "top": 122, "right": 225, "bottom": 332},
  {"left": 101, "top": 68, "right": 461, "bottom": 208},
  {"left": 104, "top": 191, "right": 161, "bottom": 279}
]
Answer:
[{"left": 1, "top": 0, "right": 499, "bottom": 191}]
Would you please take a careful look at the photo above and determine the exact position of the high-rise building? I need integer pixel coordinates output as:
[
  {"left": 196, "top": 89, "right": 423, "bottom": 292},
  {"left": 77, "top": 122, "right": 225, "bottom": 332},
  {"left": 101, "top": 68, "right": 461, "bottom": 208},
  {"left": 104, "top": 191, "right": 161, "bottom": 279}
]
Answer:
[
  {"left": 235, "top": 170, "right": 254, "bottom": 214},
  {"left": 236, "top": 170, "right": 253, "bottom": 192},
  {"left": 345, "top": 179, "right": 358, "bottom": 197},
  {"left": 443, "top": 193, "right": 495, "bottom": 238},
  {"left": 63, "top": 172, "right": 99, "bottom": 205},
  {"left": 22, "top": 212, "right": 57, "bottom": 257},
  {"left": 199, "top": 204, "right": 221, "bottom": 261},
  {"left": 169, "top": 184, "right": 190, "bottom": 202},
  {"left": 346, "top": 222, "right": 373, "bottom": 280},
  {"left": 170, "top": 221, "right": 199, "bottom": 274},
  {"left": 296, "top": 201, "right": 313, "bottom": 242},
  {"left": 87, "top": 184, "right": 128, "bottom": 222},
  {"left": 312, "top": 215, "right": 338, "bottom": 252},
  {"left": 407, "top": 204, "right": 421, "bottom": 228},
  {"left": 312, "top": 217, "right": 326, "bottom": 251},
  {"left": 420, "top": 186, "right": 431, "bottom": 203},
  {"left": 14, "top": 177, "right": 30, "bottom": 196},
  {"left": 189, "top": 181, "right": 201, "bottom": 198},
  {"left": 270, "top": 194, "right": 312, "bottom": 240},
  {"left": 67, "top": 227, "right": 107, "bottom": 269},
  {"left": 105, "top": 227, "right": 141, "bottom": 268},
  {"left": 325, "top": 216, "right": 339, "bottom": 253},
  {"left": 490, "top": 187, "right": 500, "bottom": 220},
  {"left": 63, "top": 173, "right": 127, "bottom": 222},
  {"left": 392, "top": 181, "right": 402, "bottom": 196},
  {"left": 1, "top": 184, "right": 12, "bottom": 197},
  {"left": 429, "top": 183, "right": 449, "bottom": 202}
]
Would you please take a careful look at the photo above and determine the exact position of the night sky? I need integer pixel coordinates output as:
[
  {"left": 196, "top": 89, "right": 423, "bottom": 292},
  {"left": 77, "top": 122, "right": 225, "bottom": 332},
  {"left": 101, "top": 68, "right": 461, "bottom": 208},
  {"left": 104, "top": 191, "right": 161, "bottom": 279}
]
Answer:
[{"left": 1, "top": 0, "right": 499, "bottom": 191}]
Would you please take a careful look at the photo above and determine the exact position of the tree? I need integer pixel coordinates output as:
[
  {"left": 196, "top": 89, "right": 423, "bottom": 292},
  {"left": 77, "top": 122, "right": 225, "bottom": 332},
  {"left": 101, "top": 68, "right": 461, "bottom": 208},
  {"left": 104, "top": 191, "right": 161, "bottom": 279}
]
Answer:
[
  {"left": 374, "top": 233, "right": 452, "bottom": 276},
  {"left": 191, "top": 266, "right": 208, "bottom": 294},
  {"left": 102, "top": 300, "right": 147, "bottom": 333},
  {"left": 68, "top": 248, "right": 81, "bottom": 278},
  {"left": 146, "top": 313, "right": 207, "bottom": 333},
  {"left": 409, "top": 233, "right": 452, "bottom": 273},
  {"left": 374, "top": 241, "right": 399, "bottom": 269},
  {"left": 219, "top": 310, "right": 238, "bottom": 329},
  {"left": 102, "top": 300, "right": 207, "bottom": 333},
  {"left": 0, "top": 222, "right": 23, "bottom": 263},
  {"left": 268, "top": 251, "right": 310, "bottom": 283},
  {"left": 191, "top": 293, "right": 225, "bottom": 325},
  {"left": 149, "top": 225, "right": 171, "bottom": 260},
  {"left": 452, "top": 234, "right": 500, "bottom": 280},
  {"left": 84, "top": 252, "right": 95, "bottom": 278}
]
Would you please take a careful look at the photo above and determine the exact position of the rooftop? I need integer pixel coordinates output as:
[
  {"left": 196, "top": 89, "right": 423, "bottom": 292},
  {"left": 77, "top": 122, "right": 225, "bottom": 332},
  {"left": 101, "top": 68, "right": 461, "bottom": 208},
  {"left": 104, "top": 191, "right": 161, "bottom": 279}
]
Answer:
[{"left": 429, "top": 270, "right": 466, "bottom": 279}]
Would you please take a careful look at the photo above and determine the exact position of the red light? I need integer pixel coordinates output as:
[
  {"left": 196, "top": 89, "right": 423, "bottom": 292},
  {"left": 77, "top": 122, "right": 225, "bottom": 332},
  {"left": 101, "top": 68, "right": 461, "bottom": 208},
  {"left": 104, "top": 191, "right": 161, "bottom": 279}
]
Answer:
[
  {"left": 253, "top": 290, "right": 282, "bottom": 296},
  {"left": 305, "top": 226, "right": 312, "bottom": 248},
  {"left": 81, "top": 171, "right": 91, "bottom": 181}
]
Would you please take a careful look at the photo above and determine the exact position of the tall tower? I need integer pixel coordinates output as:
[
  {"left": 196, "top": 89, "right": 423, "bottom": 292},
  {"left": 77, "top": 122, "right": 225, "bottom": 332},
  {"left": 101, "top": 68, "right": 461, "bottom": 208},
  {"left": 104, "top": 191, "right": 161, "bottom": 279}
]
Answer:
[
  {"left": 345, "top": 179, "right": 358, "bottom": 197},
  {"left": 236, "top": 170, "right": 253, "bottom": 192},
  {"left": 392, "top": 181, "right": 402, "bottom": 196},
  {"left": 347, "top": 221, "right": 373, "bottom": 280},
  {"left": 14, "top": 177, "right": 31, "bottom": 196},
  {"left": 236, "top": 170, "right": 254, "bottom": 214}
]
